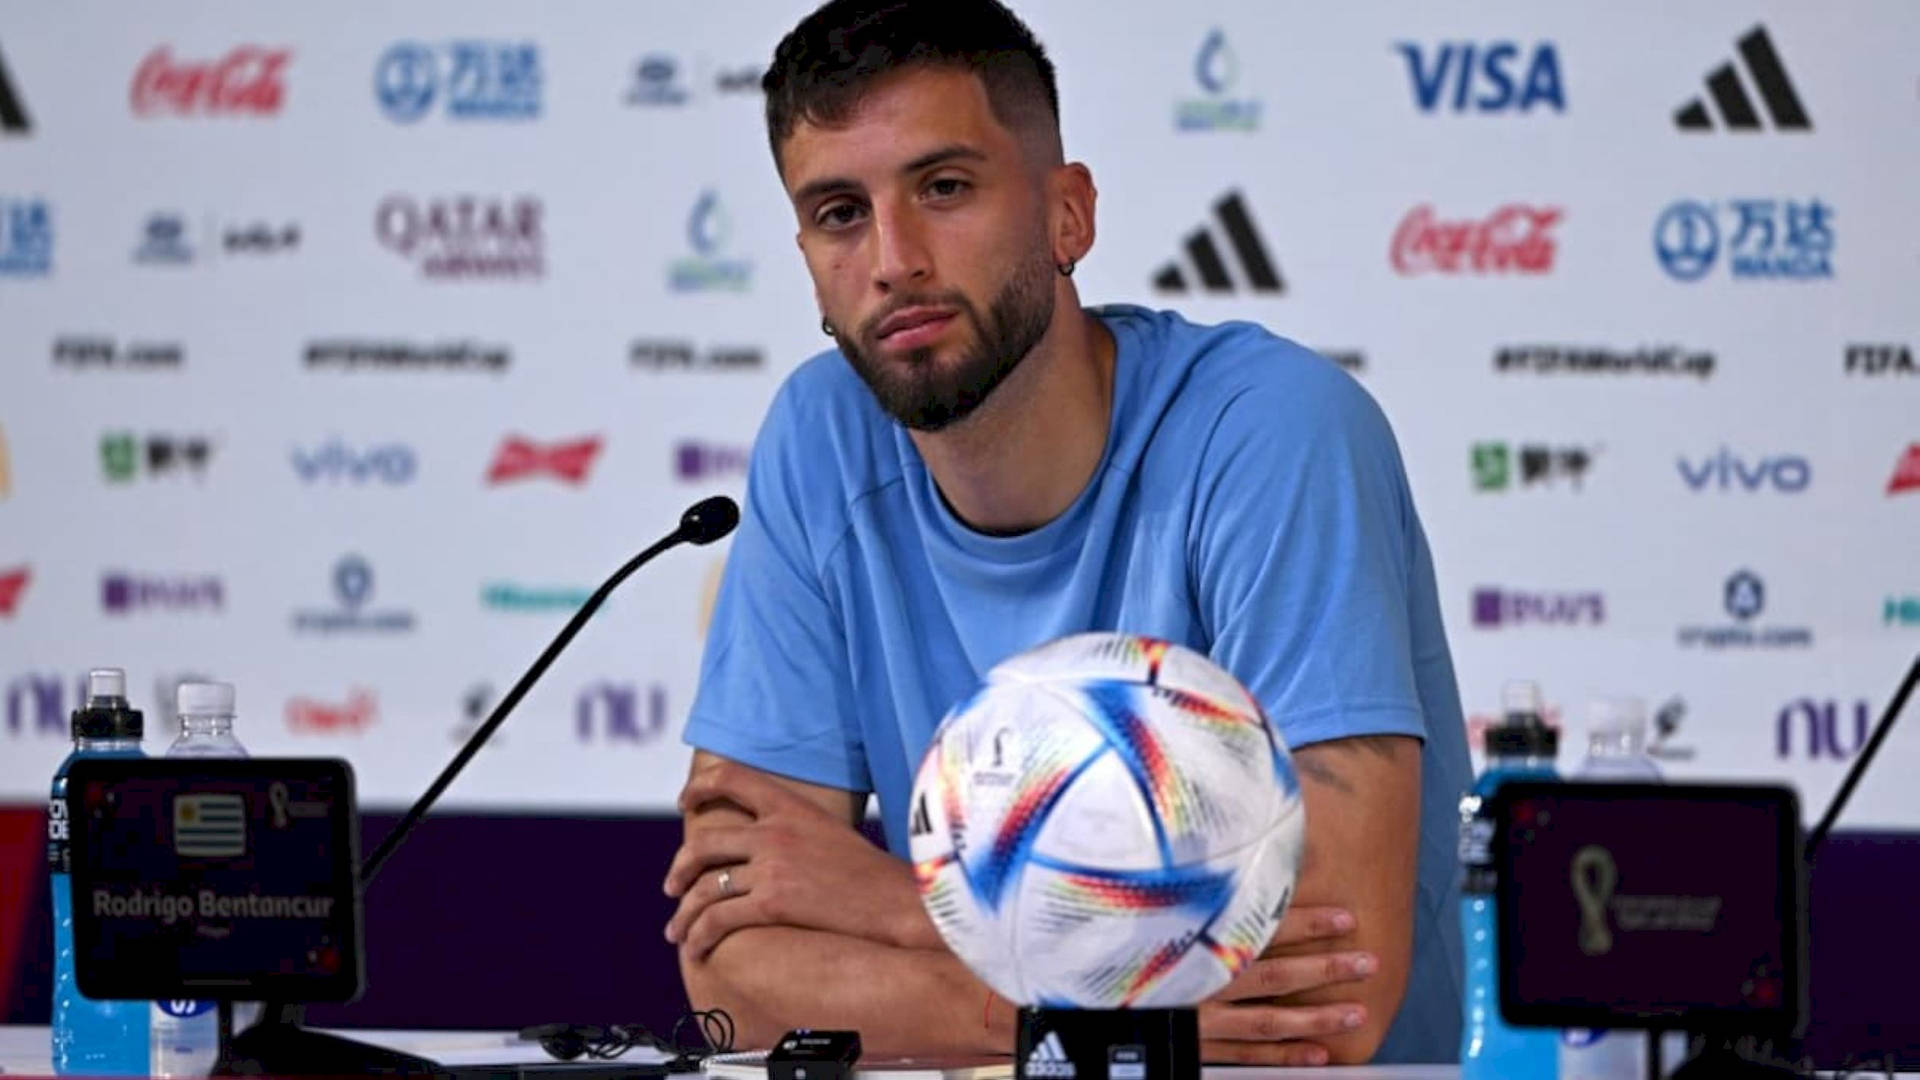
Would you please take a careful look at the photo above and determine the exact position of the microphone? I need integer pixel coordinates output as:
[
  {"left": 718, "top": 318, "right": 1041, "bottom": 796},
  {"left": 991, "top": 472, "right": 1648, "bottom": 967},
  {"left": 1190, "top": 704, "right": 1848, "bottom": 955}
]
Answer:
[{"left": 360, "top": 494, "right": 739, "bottom": 884}]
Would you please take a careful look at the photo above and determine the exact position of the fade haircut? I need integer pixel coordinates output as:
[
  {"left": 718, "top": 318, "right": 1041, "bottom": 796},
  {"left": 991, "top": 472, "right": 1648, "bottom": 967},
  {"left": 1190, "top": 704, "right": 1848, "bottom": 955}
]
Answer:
[{"left": 762, "top": 0, "right": 1063, "bottom": 175}]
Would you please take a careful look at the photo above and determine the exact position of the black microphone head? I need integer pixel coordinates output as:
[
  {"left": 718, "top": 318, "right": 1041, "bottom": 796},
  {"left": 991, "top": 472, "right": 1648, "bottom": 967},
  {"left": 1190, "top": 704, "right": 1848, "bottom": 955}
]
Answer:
[{"left": 681, "top": 495, "right": 740, "bottom": 545}]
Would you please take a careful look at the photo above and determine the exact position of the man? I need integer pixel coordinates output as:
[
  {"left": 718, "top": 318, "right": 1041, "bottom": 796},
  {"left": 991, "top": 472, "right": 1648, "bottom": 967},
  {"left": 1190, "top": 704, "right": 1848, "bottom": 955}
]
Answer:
[{"left": 663, "top": 0, "right": 1471, "bottom": 1065}]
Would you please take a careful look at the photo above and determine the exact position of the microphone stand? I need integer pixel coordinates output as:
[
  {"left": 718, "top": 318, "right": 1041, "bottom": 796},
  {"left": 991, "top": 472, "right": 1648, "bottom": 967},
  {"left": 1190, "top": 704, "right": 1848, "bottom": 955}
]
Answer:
[{"left": 216, "top": 497, "right": 739, "bottom": 1076}]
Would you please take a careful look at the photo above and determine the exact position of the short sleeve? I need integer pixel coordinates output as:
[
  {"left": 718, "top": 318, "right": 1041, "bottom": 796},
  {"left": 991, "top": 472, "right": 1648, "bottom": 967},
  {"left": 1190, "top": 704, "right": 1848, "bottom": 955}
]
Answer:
[
  {"left": 1191, "top": 361, "right": 1428, "bottom": 751},
  {"left": 682, "top": 379, "right": 871, "bottom": 792}
]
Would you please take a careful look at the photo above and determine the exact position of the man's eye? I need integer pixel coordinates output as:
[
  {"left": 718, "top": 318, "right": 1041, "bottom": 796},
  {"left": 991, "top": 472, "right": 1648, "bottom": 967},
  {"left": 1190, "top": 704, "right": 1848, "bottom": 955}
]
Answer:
[
  {"left": 927, "top": 178, "right": 969, "bottom": 198},
  {"left": 818, "top": 203, "right": 865, "bottom": 229}
]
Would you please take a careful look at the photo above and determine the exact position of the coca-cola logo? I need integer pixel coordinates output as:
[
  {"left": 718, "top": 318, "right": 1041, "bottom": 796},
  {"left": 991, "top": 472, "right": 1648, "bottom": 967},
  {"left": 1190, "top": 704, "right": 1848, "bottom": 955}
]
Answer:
[
  {"left": 1390, "top": 202, "right": 1561, "bottom": 275},
  {"left": 131, "top": 45, "right": 291, "bottom": 117}
]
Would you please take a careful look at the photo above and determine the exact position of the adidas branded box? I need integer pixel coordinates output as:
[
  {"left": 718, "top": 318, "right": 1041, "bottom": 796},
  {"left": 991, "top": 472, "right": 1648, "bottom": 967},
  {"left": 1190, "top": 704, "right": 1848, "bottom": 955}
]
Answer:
[{"left": 1015, "top": 1008, "right": 1197, "bottom": 1080}]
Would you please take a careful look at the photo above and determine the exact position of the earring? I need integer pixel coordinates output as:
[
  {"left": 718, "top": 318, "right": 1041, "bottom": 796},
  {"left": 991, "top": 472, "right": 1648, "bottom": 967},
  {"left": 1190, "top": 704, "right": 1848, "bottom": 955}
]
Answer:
[
  {"left": 821, "top": 317, "right": 835, "bottom": 336},
  {"left": 1057, "top": 259, "right": 1076, "bottom": 277}
]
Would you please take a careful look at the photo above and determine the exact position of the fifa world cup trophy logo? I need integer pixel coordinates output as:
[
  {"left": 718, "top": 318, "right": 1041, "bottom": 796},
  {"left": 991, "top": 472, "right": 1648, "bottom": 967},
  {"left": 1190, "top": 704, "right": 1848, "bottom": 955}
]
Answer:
[{"left": 1571, "top": 845, "right": 1618, "bottom": 956}]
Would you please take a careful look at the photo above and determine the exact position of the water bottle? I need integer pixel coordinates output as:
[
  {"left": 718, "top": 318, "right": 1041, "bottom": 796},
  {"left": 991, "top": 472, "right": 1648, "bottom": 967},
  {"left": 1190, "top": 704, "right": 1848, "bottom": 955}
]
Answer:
[
  {"left": 149, "top": 681, "right": 250, "bottom": 1077},
  {"left": 1460, "top": 680, "right": 1560, "bottom": 1080},
  {"left": 1561, "top": 699, "right": 1662, "bottom": 1080},
  {"left": 51, "top": 668, "right": 150, "bottom": 1075}
]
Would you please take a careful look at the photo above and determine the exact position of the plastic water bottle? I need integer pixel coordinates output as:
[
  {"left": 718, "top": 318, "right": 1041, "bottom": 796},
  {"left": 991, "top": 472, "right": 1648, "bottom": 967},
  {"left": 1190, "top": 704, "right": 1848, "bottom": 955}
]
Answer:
[
  {"left": 1460, "top": 680, "right": 1560, "bottom": 1080},
  {"left": 151, "top": 681, "right": 249, "bottom": 1078},
  {"left": 1561, "top": 699, "right": 1662, "bottom": 1080},
  {"left": 50, "top": 668, "right": 150, "bottom": 1075}
]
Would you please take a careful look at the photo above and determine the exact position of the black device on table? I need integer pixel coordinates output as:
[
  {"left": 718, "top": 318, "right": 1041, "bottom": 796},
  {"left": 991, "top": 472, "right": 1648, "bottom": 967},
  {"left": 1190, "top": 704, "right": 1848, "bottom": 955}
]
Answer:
[{"left": 766, "top": 1029, "right": 863, "bottom": 1080}]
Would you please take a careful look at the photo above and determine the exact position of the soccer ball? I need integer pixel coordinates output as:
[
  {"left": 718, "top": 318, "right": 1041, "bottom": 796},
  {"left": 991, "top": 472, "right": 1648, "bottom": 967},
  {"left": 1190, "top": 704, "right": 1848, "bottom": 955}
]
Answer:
[{"left": 907, "top": 632, "right": 1305, "bottom": 1008}]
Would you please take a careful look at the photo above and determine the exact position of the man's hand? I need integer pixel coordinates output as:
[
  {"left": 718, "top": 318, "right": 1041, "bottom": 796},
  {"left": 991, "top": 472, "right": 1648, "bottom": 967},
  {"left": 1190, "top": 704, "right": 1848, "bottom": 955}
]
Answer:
[
  {"left": 1193, "top": 904, "right": 1377, "bottom": 1067},
  {"left": 665, "top": 758, "right": 939, "bottom": 957}
]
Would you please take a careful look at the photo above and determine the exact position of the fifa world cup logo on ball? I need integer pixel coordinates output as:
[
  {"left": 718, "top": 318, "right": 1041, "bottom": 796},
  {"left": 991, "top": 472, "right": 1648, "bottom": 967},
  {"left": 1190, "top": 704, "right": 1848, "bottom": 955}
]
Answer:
[{"left": 908, "top": 633, "right": 1306, "bottom": 1076}]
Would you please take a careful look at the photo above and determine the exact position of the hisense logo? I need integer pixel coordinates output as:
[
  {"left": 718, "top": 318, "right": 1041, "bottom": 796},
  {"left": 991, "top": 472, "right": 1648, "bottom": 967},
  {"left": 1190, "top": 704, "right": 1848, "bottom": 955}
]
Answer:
[{"left": 481, "top": 582, "right": 592, "bottom": 612}]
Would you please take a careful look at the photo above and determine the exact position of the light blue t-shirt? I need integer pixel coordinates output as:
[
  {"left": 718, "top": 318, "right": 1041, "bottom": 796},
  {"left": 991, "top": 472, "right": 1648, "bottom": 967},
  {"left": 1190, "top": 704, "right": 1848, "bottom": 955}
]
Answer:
[{"left": 685, "top": 304, "right": 1471, "bottom": 1063}]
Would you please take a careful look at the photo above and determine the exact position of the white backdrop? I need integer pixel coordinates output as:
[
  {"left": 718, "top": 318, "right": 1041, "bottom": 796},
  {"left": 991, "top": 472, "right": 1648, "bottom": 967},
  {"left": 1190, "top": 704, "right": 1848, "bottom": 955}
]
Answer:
[{"left": 0, "top": 0, "right": 1915, "bottom": 826}]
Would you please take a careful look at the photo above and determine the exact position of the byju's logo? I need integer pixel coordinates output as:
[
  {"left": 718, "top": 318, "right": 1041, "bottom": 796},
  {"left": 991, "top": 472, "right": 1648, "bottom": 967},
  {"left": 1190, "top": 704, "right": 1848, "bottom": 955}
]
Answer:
[
  {"left": 1396, "top": 41, "right": 1565, "bottom": 114},
  {"left": 56, "top": 337, "right": 184, "bottom": 370},
  {"left": 1472, "top": 441, "right": 1596, "bottom": 491},
  {"left": 1846, "top": 343, "right": 1916, "bottom": 377},
  {"left": 1677, "top": 569, "right": 1812, "bottom": 649},
  {"left": 1151, "top": 191, "right": 1283, "bottom": 295},
  {"left": 1472, "top": 588, "right": 1604, "bottom": 629},
  {"left": 0, "top": 566, "right": 29, "bottom": 617},
  {"left": 1677, "top": 448, "right": 1810, "bottom": 493},
  {"left": 674, "top": 440, "right": 749, "bottom": 482},
  {"left": 1887, "top": 444, "right": 1920, "bottom": 496},
  {"left": 0, "top": 44, "right": 31, "bottom": 134},
  {"left": 376, "top": 194, "right": 544, "bottom": 281},
  {"left": 286, "top": 689, "right": 377, "bottom": 734},
  {"left": 669, "top": 191, "right": 752, "bottom": 292},
  {"left": 486, "top": 435, "right": 602, "bottom": 486},
  {"left": 102, "top": 573, "right": 224, "bottom": 615},
  {"left": 1654, "top": 198, "right": 1833, "bottom": 282},
  {"left": 1392, "top": 203, "right": 1560, "bottom": 275},
  {"left": 575, "top": 681, "right": 669, "bottom": 744},
  {"left": 1674, "top": 26, "right": 1809, "bottom": 132},
  {"left": 290, "top": 556, "right": 416, "bottom": 634},
  {"left": 626, "top": 54, "right": 690, "bottom": 106},
  {"left": 102, "top": 433, "right": 212, "bottom": 483},
  {"left": 1885, "top": 595, "right": 1920, "bottom": 628},
  {"left": 1175, "top": 30, "right": 1260, "bottom": 132},
  {"left": 1777, "top": 698, "right": 1871, "bottom": 761},
  {"left": 0, "top": 199, "right": 52, "bottom": 276},
  {"left": 131, "top": 46, "right": 291, "bottom": 117},
  {"left": 292, "top": 440, "right": 417, "bottom": 485},
  {"left": 376, "top": 41, "right": 540, "bottom": 123}
]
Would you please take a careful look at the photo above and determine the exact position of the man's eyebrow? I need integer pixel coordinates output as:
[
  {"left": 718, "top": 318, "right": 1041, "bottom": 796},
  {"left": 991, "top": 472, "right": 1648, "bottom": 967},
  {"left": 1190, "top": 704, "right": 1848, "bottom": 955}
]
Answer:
[{"left": 791, "top": 144, "right": 989, "bottom": 207}]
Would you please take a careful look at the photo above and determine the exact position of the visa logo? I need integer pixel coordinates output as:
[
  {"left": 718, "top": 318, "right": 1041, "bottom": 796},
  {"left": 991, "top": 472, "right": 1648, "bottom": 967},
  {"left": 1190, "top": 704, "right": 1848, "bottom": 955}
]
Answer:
[
  {"left": 292, "top": 440, "right": 417, "bottom": 484},
  {"left": 1397, "top": 42, "right": 1565, "bottom": 113},
  {"left": 1677, "top": 448, "right": 1810, "bottom": 492}
]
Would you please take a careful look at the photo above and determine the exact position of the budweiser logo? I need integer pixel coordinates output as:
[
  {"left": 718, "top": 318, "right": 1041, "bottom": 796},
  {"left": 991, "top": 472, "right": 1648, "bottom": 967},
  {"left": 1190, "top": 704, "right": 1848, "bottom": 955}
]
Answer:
[
  {"left": 1390, "top": 203, "right": 1561, "bottom": 275},
  {"left": 131, "top": 46, "right": 290, "bottom": 116}
]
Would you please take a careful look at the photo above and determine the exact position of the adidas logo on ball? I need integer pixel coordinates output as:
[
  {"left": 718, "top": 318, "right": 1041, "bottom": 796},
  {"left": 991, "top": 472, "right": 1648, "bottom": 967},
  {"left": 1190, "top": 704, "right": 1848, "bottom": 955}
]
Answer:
[{"left": 1024, "top": 1032, "right": 1076, "bottom": 1080}]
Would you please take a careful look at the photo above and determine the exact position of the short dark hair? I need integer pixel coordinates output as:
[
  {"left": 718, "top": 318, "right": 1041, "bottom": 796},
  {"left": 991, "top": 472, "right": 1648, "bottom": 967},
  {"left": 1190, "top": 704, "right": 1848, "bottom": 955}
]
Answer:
[{"left": 762, "top": 0, "right": 1062, "bottom": 173}]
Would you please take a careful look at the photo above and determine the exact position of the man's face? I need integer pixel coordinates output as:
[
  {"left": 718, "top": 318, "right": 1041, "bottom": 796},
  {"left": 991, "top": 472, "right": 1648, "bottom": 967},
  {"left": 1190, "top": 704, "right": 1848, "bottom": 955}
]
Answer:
[{"left": 780, "top": 67, "right": 1057, "bottom": 432}]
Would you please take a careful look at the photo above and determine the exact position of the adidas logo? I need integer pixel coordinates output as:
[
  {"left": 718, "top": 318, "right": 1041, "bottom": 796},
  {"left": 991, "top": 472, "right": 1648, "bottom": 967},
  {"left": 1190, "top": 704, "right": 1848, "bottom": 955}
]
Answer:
[
  {"left": 909, "top": 793, "right": 934, "bottom": 838},
  {"left": 0, "top": 45, "right": 28, "bottom": 135},
  {"left": 1024, "top": 1032, "right": 1076, "bottom": 1080},
  {"left": 1674, "top": 25, "right": 1810, "bottom": 132},
  {"left": 1152, "top": 191, "right": 1284, "bottom": 295}
]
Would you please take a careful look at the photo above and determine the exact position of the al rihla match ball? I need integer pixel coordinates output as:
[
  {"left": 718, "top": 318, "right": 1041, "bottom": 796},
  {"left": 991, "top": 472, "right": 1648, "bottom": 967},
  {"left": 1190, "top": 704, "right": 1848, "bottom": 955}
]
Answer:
[{"left": 908, "top": 632, "right": 1305, "bottom": 1008}]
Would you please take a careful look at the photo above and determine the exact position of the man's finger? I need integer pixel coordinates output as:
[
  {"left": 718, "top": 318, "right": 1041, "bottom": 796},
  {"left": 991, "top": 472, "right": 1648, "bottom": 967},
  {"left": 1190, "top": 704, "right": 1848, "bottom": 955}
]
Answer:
[
  {"left": 663, "top": 827, "right": 755, "bottom": 896},
  {"left": 665, "top": 865, "right": 749, "bottom": 944},
  {"left": 1264, "top": 905, "right": 1356, "bottom": 950},
  {"left": 1214, "top": 951, "right": 1375, "bottom": 1003},
  {"left": 1199, "top": 1039, "right": 1331, "bottom": 1067},
  {"left": 1197, "top": 1000, "right": 1365, "bottom": 1044},
  {"left": 683, "top": 890, "right": 765, "bottom": 959},
  {"left": 679, "top": 760, "right": 813, "bottom": 818}
]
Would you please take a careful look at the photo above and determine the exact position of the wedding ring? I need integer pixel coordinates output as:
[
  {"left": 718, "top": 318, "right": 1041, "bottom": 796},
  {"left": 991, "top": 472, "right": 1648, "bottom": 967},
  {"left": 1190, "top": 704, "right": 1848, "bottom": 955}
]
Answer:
[{"left": 717, "top": 868, "right": 734, "bottom": 897}]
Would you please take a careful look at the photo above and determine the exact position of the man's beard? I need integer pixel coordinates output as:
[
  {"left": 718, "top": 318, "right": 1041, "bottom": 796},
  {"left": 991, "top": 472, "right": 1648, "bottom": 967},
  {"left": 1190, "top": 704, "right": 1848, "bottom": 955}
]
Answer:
[{"left": 833, "top": 254, "right": 1055, "bottom": 433}]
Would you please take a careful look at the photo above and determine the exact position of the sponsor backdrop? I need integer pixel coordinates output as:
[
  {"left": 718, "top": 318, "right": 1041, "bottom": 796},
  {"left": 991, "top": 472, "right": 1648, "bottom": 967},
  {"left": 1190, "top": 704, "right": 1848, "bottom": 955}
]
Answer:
[{"left": 0, "top": 0, "right": 1916, "bottom": 833}]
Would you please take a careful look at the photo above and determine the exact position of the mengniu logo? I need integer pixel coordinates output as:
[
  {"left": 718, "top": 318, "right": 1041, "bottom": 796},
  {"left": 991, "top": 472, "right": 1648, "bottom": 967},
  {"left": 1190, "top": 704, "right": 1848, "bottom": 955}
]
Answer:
[
  {"left": 1472, "top": 441, "right": 1596, "bottom": 492},
  {"left": 0, "top": 566, "right": 28, "bottom": 617},
  {"left": 1151, "top": 191, "right": 1283, "bottom": 295},
  {"left": 1654, "top": 198, "right": 1833, "bottom": 282},
  {"left": 485, "top": 435, "right": 602, "bottom": 486},
  {"left": 285, "top": 689, "right": 377, "bottom": 735},
  {"left": 101, "top": 432, "right": 213, "bottom": 483},
  {"left": 0, "top": 198, "right": 52, "bottom": 277},
  {"left": 1674, "top": 26, "right": 1810, "bottom": 132},
  {"left": 0, "top": 43, "right": 30, "bottom": 134},
  {"left": 130, "top": 45, "right": 290, "bottom": 117},
  {"left": 1888, "top": 443, "right": 1920, "bottom": 496},
  {"left": 1396, "top": 41, "right": 1564, "bottom": 114},
  {"left": 575, "top": 681, "right": 670, "bottom": 744},
  {"left": 1392, "top": 203, "right": 1560, "bottom": 275},
  {"left": 668, "top": 190, "right": 752, "bottom": 292},
  {"left": 1175, "top": 29, "right": 1260, "bottom": 132},
  {"left": 376, "top": 41, "right": 541, "bottom": 123},
  {"left": 674, "top": 440, "right": 748, "bottom": 482}
]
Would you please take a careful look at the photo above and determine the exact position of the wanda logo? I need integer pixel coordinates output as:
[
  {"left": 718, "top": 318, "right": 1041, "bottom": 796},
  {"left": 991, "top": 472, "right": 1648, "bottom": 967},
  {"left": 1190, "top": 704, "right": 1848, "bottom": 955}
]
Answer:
[
  {"left": 1391, "top": 203, "right": 1561, "bottom": 275},
  {"left": 131, "top": 46, "right": 291, "bottom": 116}
]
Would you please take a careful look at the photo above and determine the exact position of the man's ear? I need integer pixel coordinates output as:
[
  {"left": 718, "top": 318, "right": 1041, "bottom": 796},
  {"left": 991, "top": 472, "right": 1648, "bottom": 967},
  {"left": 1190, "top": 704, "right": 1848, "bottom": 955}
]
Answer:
[{"left": 1050, "top": 162, "right": 1097, "bottom": 269}]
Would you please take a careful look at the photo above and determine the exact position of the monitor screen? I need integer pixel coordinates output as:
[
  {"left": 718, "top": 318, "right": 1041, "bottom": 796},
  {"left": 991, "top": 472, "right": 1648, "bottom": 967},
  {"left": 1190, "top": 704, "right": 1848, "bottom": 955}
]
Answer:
[
  {"left": 1491, "top": 781, "right": 1804, "bottom": 1034},
  {"left": 66, "top": 758, "right": 364, "bottom": 1002}
]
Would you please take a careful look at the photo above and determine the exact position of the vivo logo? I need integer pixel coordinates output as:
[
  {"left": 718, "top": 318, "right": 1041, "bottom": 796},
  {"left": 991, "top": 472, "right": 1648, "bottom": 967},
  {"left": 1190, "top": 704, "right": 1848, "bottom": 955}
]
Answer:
[
  {"left": 1396, "top": 42, "right": 1565, "bottom": 114},
  {"left": 292, "top": 440, "right": 417, "bottom": 484},
  {"left": 1677, "top": 448, "right": 1810, "bottom": 493},
  {"left": 1776, "top": 698, "right": 1872, "bottom": 760}
]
